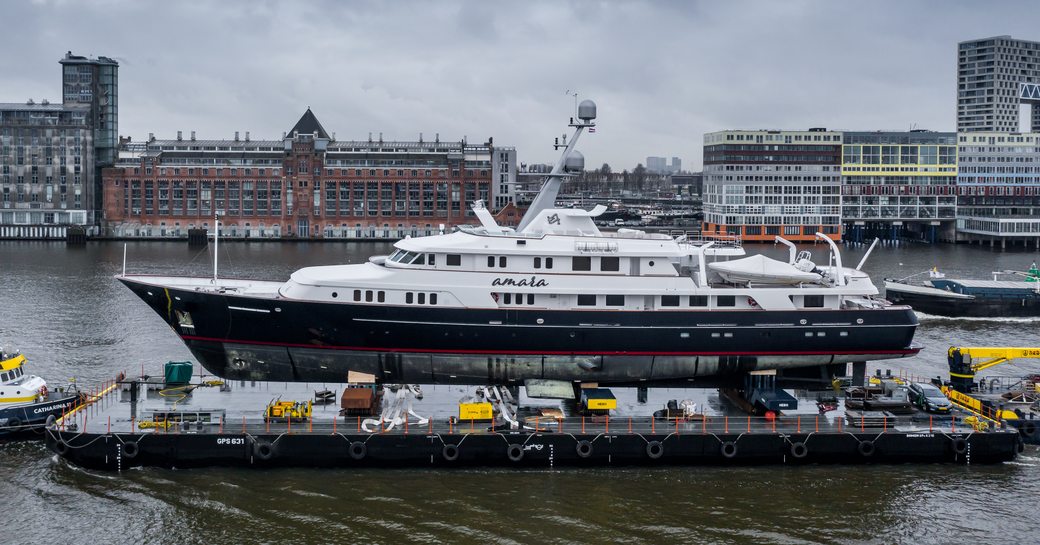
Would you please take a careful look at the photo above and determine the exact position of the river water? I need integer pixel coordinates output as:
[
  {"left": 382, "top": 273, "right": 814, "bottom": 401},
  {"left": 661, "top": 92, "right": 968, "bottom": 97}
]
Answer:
[{"left": 2, "top": 239, "right": 1039, "bottom": 544}]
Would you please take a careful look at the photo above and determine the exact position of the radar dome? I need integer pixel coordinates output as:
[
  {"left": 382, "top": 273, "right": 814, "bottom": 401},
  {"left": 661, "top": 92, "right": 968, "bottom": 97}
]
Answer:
[
  {"left": 577, "top": 100, "right": 597, "bottom": 121},
  {"left": 564, "top": 150, "right": 585, "bottom": 172}
]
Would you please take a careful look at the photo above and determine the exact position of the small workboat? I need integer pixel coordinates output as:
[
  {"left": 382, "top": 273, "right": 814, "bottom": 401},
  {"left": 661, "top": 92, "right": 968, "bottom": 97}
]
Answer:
[
  {"left": 0, "top": 348, "right": 81, "bottom": 436},
  {"left": 885, "top": 264, "right": 1040, "bottom": 318}
]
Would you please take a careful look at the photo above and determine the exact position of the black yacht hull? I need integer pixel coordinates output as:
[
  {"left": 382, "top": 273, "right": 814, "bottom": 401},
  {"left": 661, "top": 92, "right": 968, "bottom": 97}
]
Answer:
[{"left": 121, "top": 277, "right": 920, "bottom": 384}]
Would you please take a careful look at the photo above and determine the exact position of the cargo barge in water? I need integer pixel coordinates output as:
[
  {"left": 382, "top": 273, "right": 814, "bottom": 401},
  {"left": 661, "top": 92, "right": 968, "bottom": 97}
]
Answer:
[{"left": 45, "top": 366, "right": 1023, "bottom": 470}]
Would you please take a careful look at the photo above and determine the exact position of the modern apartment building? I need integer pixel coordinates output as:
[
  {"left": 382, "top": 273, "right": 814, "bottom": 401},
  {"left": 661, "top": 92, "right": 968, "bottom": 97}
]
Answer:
[
  {"left": 102, "top": 109, "right": 514, "bottom": 239},
  {"left": 958, "top": 36, "right": 1040, "bottom": 132},
  {"left": 0, "top": 52, "right": 117, "bottom": 238},
  {"left": 956, "top": 131, "right": 1040, "bottom": 247},
  {"left": 840, "top": 131, "right": 959, "bottom": 243},
  {"left": 701, "top": 129, "right": 842, "bottom": 242}
]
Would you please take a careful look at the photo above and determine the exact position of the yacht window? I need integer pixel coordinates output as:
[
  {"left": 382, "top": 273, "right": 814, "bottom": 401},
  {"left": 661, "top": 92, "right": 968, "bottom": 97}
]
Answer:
[
  {"left": 1, "top": 372, "right": 7, "bottom": 382},
  {"left": 804, "top": 295, "right": 825, "bottom": 308},
  {"left": 378, "top": 291, "right": 386, "bottom": 303},
  {"left": 577, "top": 294, "right": 596, "bottom": 306},
  {"left": 689, "top": 295, "right": 708, "bottom": 307},
  {"left": 515, "top": 294, "right": 524, "bottom": 305},
  {"left": 406, "top": 292, "right": 413, "bottom": 304},
  {"left": 430, "top": 293, "right": 438, "bottom": 305},
  {"left": 600, "top": 257, "right": 620, "bottom": 272},
  {"left": 545, "top": 257, "right": 554, "bottom": 269},
  {"left": 447, "top": 254, "right": 461, "bottom": 266},
  {"left": 527, "top": 294, "right": 535, "bottom": 305},
  {"left": 572, "top": 256, "right": 592, "bottom": 271},
  {"left": 605, "top": 295, "right": 625, "bottom": 306},
  {"left": 499, "top": 256, "right": 507, "bottom": 268},
  {"left": 534, "top": 257, "right": 542, "bottom": 269},
  {"left": 389, "top": 250, "right": 404, "bottom": 262},
  {"left": 418, "top": 293, "right": 426, "bottom": 304},
  {"left": 716, "top": 296, "right": 736, "bottom": 307},
  {"left": 488, "top": 256, "right": 495, "bottom": 267},
  {"left": 661, "top": 295, "right": 680, "bottom": 307},
  {"left": 504, "top": 293, "right": 512, "bottom": 304},
  {"left": 365, "top": 290, "right": 374, "bottom": 302},
  {"left": 353, "top": 290, "right": 362, "bottom": 301},
  {"left": 410, "top": 254, "right": 426, "bottom": 265},
  {"left": 429, "top": 254, "right": 436, "bottom": 266}
]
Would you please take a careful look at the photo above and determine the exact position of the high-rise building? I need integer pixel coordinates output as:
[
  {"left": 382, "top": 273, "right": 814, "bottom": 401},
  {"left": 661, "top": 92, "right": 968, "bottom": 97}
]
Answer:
[
  {"left": 1, "top": 51, "right": 115, "bottom": 238},
  {"left": 646, "top": 156, "right": 667, "bottom": 173},
  {"left": 958, "top": 36, "right": 1040, "bottom": 132},
  {"left": 671, "top": 157, "right": 682, "bottom": 174},
  {"left": 841, "top": 131, "right": 959, "bottom": 243},
  {"left": 702, "top": 129, "right": 843, "bottom": 242},
  {"left": 102, "top": 109, "right": 514, "bottom": 239},
  {"left": 956, "top": 131, "right": 1040, "bottom": 247}
]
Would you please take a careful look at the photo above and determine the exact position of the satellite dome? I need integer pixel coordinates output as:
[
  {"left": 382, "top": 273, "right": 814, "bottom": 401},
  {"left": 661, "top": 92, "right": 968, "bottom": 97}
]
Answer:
[
  {"left": 564, "top": 150, "right": 585, "bottom": 172},
  {"left": 577, "top": 100, "right": 597, "bottom": 121}
]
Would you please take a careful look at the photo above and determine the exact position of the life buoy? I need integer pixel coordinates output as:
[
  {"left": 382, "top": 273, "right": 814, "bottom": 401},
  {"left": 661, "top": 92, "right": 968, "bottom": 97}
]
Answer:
[
  {"left": 721, "top": 441, "right": 738, "bottom": 459},
  {"left": 442, "top": 443, "right": 459, "bottom": 461},
  {"left": 348, "top": 441, "right": 367, "bottom": 460},
  {"left": 790, "top": 442, "right": 808, "bottom": 459},
  {"left": 857, "top": 440, "right": 875, "bottom": 457},
  {"left": 254, "top": 440, "right": 274, "bottom": 461},
  {"left": 122, "top": 441, "right": 139, "bottom": 459},
  {"left": 747, "top": 297, "right": 758, "bottom": 307},
  {"left": 575, "top": 440, "right": 593, "bottom": 458},
  {"left": 951, "top": 437, "right": 968, "bottom": 455},
  {"left": 39, "top": 385, "right": 47, "bottom": 398},
  {"left": 646, "top": 440, "right": 664, "bottom": 459},
  {"left": 507, "top": 443, "right": 524, "bottom": 462}
]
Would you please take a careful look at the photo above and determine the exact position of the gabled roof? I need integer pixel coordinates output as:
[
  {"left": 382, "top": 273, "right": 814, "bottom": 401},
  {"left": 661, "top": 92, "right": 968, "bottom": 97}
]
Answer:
[{"left": 286, "top": 108, "right": 330, "bottom": 139}]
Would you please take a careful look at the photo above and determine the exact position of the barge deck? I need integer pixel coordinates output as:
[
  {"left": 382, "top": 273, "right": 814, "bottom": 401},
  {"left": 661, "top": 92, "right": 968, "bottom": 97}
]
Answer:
[{"left": 45, "top": 371, "right": 1023, "bottom": 470}]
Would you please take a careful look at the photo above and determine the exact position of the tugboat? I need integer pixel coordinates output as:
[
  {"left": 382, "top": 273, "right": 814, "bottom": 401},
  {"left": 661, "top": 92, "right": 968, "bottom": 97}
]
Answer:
[
  {"left": 117, "top": 100, "right": 919, "bottom": 385},
  {"left": 0, "top": 348, "right": 81, "bottom": 436},
  {"left": 885, "top": 264, "right": 1040, "bottom": 318}
]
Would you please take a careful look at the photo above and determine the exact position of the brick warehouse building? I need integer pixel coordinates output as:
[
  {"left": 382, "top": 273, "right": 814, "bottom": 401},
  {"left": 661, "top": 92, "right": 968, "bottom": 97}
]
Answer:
[{"left": 103, "top": 109, "right": 517, "bottom": 239}]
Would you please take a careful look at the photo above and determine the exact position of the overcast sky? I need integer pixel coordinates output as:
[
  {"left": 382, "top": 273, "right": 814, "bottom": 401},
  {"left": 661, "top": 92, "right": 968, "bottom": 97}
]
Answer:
[{"left": 3, "top": 0, "right": 1040, "bottom": 170}]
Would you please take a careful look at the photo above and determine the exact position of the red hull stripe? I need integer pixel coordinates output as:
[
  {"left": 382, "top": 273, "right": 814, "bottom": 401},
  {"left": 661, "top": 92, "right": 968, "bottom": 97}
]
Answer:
[{"left": 180, "top": 334, "right": 920, "bottom": 357}]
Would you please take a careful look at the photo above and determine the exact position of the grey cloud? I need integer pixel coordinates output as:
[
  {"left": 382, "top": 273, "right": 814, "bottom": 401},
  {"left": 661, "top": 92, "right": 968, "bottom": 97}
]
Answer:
[{"left": 2, "top": 0, "right": 1040, "bottom": 170}]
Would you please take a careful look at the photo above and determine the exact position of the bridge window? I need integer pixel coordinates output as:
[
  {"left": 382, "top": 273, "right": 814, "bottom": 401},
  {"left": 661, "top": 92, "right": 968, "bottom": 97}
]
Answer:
[
  {"left": 804, "top": 295, "right": 825, "bottom": 308},
  {"left": 716, "top": 296, "right": 736, "bottom": 307},
  {"left": 661, "top": 295, "right": 680, "bottom": 307},
  {"left": 689, "top": 295, "right": 708, "bottom": 307},
  {"left": 447, "top": 254, "right": 461, "bottom": 266},
  {"left": 573, "top": 256, "right": 592, "bottom": 271},
  {"left": 600, "top": 257, "right": 620, "bottom": 272},
  {"left": 605, "top": 295, "right": 625, "bottom": 306}
]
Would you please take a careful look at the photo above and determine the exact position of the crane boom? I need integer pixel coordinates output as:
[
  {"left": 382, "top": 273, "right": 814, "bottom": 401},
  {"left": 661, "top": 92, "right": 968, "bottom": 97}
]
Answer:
[{"left": 948, "top": 347, "right": 1040, "bottom": 393}]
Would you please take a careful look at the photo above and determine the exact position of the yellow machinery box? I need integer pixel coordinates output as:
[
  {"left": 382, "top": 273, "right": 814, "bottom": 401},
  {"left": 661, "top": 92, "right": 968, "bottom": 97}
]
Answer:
[{"left": 459, "top": 402, "right": 493, "bottom": 420}]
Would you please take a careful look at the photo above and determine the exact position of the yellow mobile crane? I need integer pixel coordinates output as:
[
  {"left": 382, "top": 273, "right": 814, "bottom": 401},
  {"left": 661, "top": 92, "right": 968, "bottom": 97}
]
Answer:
[{"left": 945, "top": 347, "right": 1040, "bottom": 423}]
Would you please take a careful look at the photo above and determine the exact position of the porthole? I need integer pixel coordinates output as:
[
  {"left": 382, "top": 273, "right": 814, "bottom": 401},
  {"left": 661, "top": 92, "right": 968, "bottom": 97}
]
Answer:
[
  {"left": 680, "top": 332, "right": 690, "bottom": 338},
  {"left": 648, "top": 260, "right": 655, "bottom": 267},
  {"left": 856, "top": 318, "right": 864, "bottom": 324},
  {"left": 331, "top": 292, "right": 338, "bottom": 298}
]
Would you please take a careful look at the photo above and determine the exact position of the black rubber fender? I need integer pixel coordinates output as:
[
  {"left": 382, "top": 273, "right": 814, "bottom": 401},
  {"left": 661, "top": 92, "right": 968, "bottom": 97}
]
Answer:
[
  {"left": 1017, "top": 436, "right": 1026, "bottom": 454},
  {"left": 254, "top": 439, "right": 274, "bottom": 461},
  {"left": 122, "top": 440, "right": 139, "bottom": 459},
  {"left": 576, "top": 440, "right": 594, "bottom": 458},
  {"left": 1020, "top": 420, "right": 1037, "bottom": 438},
  {"left": 790, "top": 441, "right": 808, "bottom": 459},
  {"left": 7, "top": 418, "right": 21, "bottom": 430},
  {"left": 54, "top": 438, "right": 68, "bottom": 456},
  {"left": 951, "top": 437, "right": 968, "bottom": 455},
  {"left": 646, "top": 440, "right": 664, "bottom": 460},
  {"left": 506, "top": 443, "right": 524, "bottom": 462},
  {"left": 721, "top": 441, "right": 738, "bottom": 459},
  {"left": 45, "top": 415, "right": 56, "bottom": 427},
  {"left": 442, "top": 443, "right": 459, "bottom": 462},
  {"left": 348, "top": 441, "right": 367, "bottom": 460},
  {"left": 857, "top": 440, "right": 876, "bottom": 457}
]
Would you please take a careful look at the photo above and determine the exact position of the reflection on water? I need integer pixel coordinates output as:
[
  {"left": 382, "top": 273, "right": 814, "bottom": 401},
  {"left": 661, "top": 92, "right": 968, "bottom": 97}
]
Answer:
[{"left": 2, "top": 240, "right": 1040, "bottom": 543}]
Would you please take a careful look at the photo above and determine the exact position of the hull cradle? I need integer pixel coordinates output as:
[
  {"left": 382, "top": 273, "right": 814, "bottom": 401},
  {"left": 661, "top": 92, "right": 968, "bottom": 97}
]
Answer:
[{"left": 122, "top": 279, "right": 920, "bottom": 384}]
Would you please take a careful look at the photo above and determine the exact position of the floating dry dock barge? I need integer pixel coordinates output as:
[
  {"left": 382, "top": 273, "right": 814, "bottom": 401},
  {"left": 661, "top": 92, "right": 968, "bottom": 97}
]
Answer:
[{"left": 45, "top": 373, "right": 1022, "bottom": 470}]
